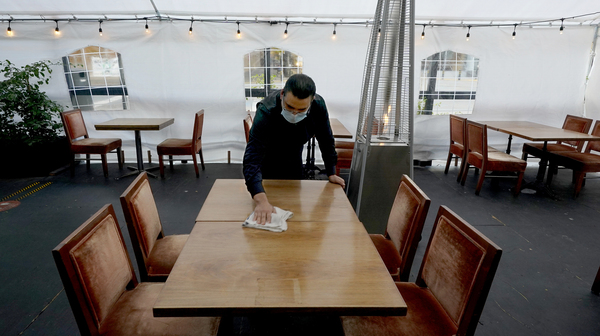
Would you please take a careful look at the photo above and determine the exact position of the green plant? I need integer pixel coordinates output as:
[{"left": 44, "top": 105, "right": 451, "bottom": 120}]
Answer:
[{"left": 0, "top": 60, "right": 64, "bottom": 147}]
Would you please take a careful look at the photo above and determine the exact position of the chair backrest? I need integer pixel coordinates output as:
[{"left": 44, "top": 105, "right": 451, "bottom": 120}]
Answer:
[
  {"left": 450, "top": 115, "right": 466, "bottom": 146},
  {"left": 466, "top": 120, "right": 488, "bottom": 159},
  {"left": 244, "top": 114, "right": 253, "bottom": 143},
  {"left": 61, "top": 109, "right": 89, "bottom": 143},
  {"left": 584, "top": 120, "right": 600, "bottom": 154},
  {"left": 192, "top": 110, "right": 204, "bottom": 152},
  {"left": 119, "top": 172, "right": 165, "bottom": 280},
  {"left": 560, "top": 114, "right": 593, "bottom": 149},
  {"left": 361, "top": 117, "right": 383, "bottom": 136},
  {"left": 386, "top": 174, "right": 431, "bottom": 282},
  {"left": 416, "top": 206, "right": 502, "bottom": 336},
  {"left": 52, "top": 204, "right": 137, "bottom": 336}
]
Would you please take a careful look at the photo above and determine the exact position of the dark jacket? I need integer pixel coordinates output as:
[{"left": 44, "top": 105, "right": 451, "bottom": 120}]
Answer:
[{"left": 243, "top": 91, "right": 338, "bottom": 196}]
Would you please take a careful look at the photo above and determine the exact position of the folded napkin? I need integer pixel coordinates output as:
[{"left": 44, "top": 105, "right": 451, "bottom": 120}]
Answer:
[{"left": 243, "top": 207, "right": 293, "bottom": 232}]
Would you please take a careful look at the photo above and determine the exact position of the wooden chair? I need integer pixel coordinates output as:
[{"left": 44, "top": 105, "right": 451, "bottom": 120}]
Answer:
[
  {"left": 546, "top": 120, "right": 600, "bottom": 197},
  {"left": 335, "top": 140, "right": 354, "bottom": 175},
  {"left": 592, "top": 265, "right": 600, "bottom": 295},
  {"left": 334, "top": 117, "right": 383, "bottom": 175},
  {"left": 461, "top": 121, "right": 527, "bottom": 196},
  {"left": 341, "top": 206, "right": 502, "bottom": 336},
  {"left": 522, "top": 115, "right": 593, "bottom": 161},
  {"left": 120, "top": 172, "right": 189, "bottom": 282},
  {"left": 60, "top": 109, "right": 123, "bottom": 177},
  {"left": 157, "top": 110, "right": 205, "bottom": 178},
  {"left": 243, "top": 113, "right": 252, "bottom": 143},
  {"left": 369, "top": 174, "right": 431, "bottom": 281},
  {"left": 445, "top": 115, "right": 468, "bottom": 182},
  {"left": 52, "top": 204, "right": 220, "bottom": 336}
]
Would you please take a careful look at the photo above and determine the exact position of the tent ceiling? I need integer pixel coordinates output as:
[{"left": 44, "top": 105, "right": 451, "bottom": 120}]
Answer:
[{"left": 1, "top": 0, "right": 599, "bottom": 23}]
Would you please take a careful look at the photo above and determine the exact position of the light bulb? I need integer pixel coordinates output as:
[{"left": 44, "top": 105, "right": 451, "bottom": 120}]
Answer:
[
  {"left": 7, "top": 26, "right": 12, "bottom": 36},
  {"left": 236, "top": 22, "right": 241, "bottom": 38},
  {"left": 421, "top": 25, "right": 426, "bottom": 40},
  {"left": 189, "top": 27, "right": 193, "bottom": 35},
  {"left": 284, "top": 23, "right": 288, "bottom": 38},
  {"left": 466, "top": 26, "right": 471, "bottom": 41}
]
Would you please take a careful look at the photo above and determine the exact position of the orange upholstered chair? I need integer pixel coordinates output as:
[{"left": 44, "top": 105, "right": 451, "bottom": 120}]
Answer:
[
  {"left": 341, "top": 205, "right": 502, "bottom": 336},
  {"left": 369, "top": 174, "right": 431, "bottom": 281},
  {"left": 243, "top": 113, "right": 252, "bottom": 143},
  {"left": 546, "top": 120, "right": 600, "bottom": 197},
  {"left": 335, "top": 140, "right": 354, "bottom": 175},
  {"left": 592, "top": 265, "right": 600, "bottom": 295},
  {"left": 334, "top": 117, "right": 382, "bottom": 175},
  {"left": 522, "top": 115, "right": 593, "bottom": 161},
  {"left": 157, "top": 110, "right": 205, "bottom": 178},
  {"left": 120, "top": 172, "right": 189, "bottom": 282},
  {"left": 61, "top": 109, "right": 123, "bottom": 177},
  {"left": 461, "top": 121, "right": 527, "bottom": 196},
  {"left": 52, "top": 204, "right": 220, "bottom": 336},
  {"left": 445, "top": 115, "right": 468, "bottom": 182}
]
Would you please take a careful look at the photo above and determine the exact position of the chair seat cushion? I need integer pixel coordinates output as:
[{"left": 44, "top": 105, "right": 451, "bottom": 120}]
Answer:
[
  {"left": 157, "top": 139, "right": 194, "bottom": 155},
  {"left": 523, "top": 142, "right": 578, "bottom": 158},
  {"left": 549, "top": 151, "right": 600, "bottom": 171},
  {"left": 341, "top": 282, "right": 457, "bottom": 336},
  {"left": 468, "top": 150, "right": 526, "bottom": 172},
  {"left": 369, "top": 234, "right": 402, "bottom": 280},
  {"left": 71, "top": 138, "right": 121, "bottom": 154},
  {"left": 99, "top": 282, "right": 220, "bottom": 335},
  {"left": 449, "top": 143, "right": 464, "bottom": 156},
  {"left": 147, "top": 234, "right": 189, "bottom": 278},
  {"left": 335, "top": 141, "right": 355, "bottom": 149}
]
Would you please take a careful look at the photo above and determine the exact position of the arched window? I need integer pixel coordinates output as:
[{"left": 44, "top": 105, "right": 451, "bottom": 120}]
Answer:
[
  {"left": 62, "top": 46, "right": 129, "bottom": 111},
  {"left": 418, "top": 50, "right": 479, "bottom": 115},
  {"left": 244, "top": 47, "right": 303, "bottom": 112}
]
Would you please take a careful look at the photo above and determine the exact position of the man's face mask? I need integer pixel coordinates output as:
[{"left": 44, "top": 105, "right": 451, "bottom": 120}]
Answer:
[
  {"left": 281, "top": 93, "right": 311, "bottom": 124},
  {"left": 281, "top": 107, "right": 308, "bottom": 124}
]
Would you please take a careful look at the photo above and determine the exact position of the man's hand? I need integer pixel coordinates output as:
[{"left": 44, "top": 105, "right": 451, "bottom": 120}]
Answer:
[
  {"left": 252, "top": 192, "right": 276, "bottom": 225},
  {"left": 328, "top": 175, "right": 346, "bottom": 189}
]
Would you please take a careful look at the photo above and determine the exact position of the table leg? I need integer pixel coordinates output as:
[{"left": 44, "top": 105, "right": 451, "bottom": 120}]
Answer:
[
  {"left": 506, "top": 135, "right": 512, "bottom": 154},
  {"left": 116, "top": 130, "right": 159, "bottom": 180},
  {"left": 521, "top": 141, "right": 558, "bottom": 198}
]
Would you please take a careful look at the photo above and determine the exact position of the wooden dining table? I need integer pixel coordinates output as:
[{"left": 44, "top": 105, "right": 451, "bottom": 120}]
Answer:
[
  {"left": 95, "top": 118, "right": 174, "bottom": 179},
  {"left": 153, "top": 179, "right": 407, "bottom": 317},
  {"left": 480, "top": 120, "right": 600, "bottom": 193}
]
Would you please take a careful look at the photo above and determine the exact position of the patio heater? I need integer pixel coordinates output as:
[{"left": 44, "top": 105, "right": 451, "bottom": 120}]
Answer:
[{"left": 347, "top": 0, "right": 414, "bottom": 233}]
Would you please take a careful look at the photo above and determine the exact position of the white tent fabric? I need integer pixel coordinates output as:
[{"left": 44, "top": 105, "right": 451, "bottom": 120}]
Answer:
[{"left": 1, "top": 1, "right": 600, "bottom": 163}]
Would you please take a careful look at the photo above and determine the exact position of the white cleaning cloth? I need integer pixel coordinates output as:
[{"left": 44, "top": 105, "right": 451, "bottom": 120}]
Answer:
[{"left": 243, "top": 207, "right": 293, "bottom": 232}]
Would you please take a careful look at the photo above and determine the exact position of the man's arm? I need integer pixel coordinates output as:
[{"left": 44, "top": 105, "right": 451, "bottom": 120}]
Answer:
[
  {"left": 243, "top": 109, "right": 277, "bottom": 224},
  {"left": 313, "top": 97, "right": 345, "bottom": 188}
]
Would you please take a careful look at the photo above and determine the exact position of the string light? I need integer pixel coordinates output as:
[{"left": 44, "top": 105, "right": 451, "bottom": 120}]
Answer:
[
  {"left": 378, "top": 27, "right": 381, "bottom": 37},
  {"left": 466, "top": 25, "right": 471, "bottom": 41},
  {"left": 284, "top": 22, "right": 288, "bottom": 38},
  {"left": 98, "top": 20, "right": 103, "bottom": 36},
  {"left": 512, "top": 24, "right": 516, "bottom": 39},
  {"left": 421, "top": 24, "right": 426, "bottom": 40},
  {"left": 6, "top": 20, "right": 12, "bottom": 36},
  {"left": 332, "top": 23, "right": 337, "bottom": 39},
  {"left": 559, "top": 18, "right": 564, "bottom": 34},
  {"left": 189, "top": 20, "right": 193, "bottom": 35},
  {"left": 54, "top": 20, "right": 60, "bottom": 35},
  {"left": 145, "top": 18, "right": 149, "bottom": 33},
  {"left": 236, "top": 21, "right": 241, "bottom": 38}
]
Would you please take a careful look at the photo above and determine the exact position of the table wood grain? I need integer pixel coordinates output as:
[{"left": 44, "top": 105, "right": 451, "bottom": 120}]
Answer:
[
  {"left": 153, "top": 221, "right": 407, "bottom": 317},
  {"left": 196, "top": 179, "right": 359, "bottom": 223},
  {"left": 94, "top": 118, "right": 174, "bottom": 131},
  {"left": 330, "top": 118, "right": 353, "bottom": 139},
  {"left": 481, "top": 121, "right": 600, "bottom": 142}
]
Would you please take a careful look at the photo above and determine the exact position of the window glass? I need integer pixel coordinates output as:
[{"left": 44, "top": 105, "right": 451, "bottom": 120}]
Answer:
[
  {"left": 417, "top": 50, "right": 479, "bottom": 115},
  {"left": 244, "top": 47, "right": 303, "bottom": 112},
  {"left": 62, "top": 46, "right": 129, "bottom": 111}
]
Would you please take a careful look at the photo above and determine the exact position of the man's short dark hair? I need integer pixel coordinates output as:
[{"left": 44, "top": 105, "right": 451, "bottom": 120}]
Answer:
[{"left": 283, "top": 74, "right": 316, "bottom": 99}]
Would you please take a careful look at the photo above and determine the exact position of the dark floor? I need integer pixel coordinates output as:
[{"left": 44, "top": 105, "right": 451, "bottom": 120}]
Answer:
[{"left": 1, "top": 161, "right": 599, "bottom": 335}]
